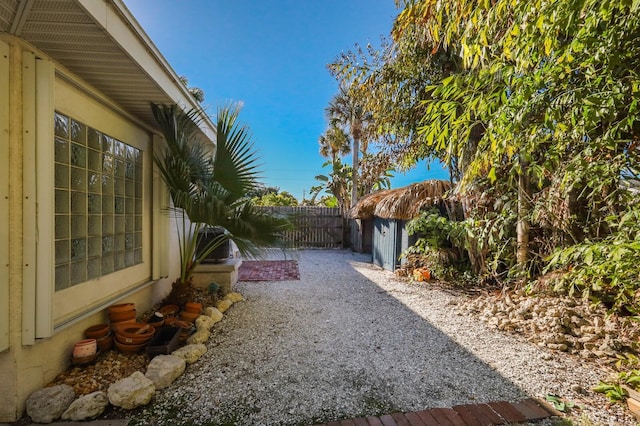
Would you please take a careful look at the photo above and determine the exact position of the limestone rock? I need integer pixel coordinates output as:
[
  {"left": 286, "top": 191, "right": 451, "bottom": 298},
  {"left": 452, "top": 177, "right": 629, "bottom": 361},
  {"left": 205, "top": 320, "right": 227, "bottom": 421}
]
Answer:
[
  {"left": 204, "top": 306, "right": 224, "bottom": 323},
  {"left": 216, "top": 299, "right": 232, "bottom": 313},
  {"left": 172, "top": 343, "right": 207, "bottom": 364},
  {"left": 195, "top": 314, "right": 215, "bottom": 331},
  {"left": 224, "top": 292, "right": 244, "bottom": 303},
  {"left": 107, "top": 371, "right": 155, "bottom": 409},
  {"left": 61, "top": 391, "right": 108, "bottom": 421},
  {"left": 145, "top": 355, "right": 186, "bottom": 390},
  {"left": 187, "top": 329, "right": 211, "bottom": 345},
  {"left": 26, "top": 384, "right": 75, "bottom": 423}
]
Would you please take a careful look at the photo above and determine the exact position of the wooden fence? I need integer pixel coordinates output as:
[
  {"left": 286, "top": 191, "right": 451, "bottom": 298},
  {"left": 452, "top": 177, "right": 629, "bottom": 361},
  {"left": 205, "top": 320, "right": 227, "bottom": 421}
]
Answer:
[{"left": 260, "top": 206, "right": 346, "bottom": 249}]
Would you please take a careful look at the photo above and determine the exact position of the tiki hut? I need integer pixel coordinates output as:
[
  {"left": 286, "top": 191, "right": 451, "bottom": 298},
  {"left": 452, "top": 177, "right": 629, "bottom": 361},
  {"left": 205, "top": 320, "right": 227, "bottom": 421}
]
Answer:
[{"left": 350, "top": 180, "right": 452, "bottom": 271}]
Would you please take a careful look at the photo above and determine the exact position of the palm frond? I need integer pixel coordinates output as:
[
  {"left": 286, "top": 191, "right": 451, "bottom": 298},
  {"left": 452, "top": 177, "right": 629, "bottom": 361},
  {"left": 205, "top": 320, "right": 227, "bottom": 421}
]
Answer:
[{"left": 213, "top": 105, "right": 262, "bottom": 201}]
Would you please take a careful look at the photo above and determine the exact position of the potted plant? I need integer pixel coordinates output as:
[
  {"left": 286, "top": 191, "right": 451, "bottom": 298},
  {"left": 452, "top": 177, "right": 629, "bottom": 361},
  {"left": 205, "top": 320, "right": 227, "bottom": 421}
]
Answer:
[{"left": 151, "top": 103, "right": 291, "bottom": 305}]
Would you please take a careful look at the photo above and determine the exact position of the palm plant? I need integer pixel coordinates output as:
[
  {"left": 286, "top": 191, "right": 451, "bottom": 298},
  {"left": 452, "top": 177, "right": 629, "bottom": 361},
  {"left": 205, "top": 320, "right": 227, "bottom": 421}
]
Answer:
[
  {"left": 325, "top": 84, "right": 373, "bottom": 207},
  {"left": 152, "top": 103, "right": 290, "bottom": 300},
  {"left": 318, "top": 124, "right": 351, "bottom": 163}
]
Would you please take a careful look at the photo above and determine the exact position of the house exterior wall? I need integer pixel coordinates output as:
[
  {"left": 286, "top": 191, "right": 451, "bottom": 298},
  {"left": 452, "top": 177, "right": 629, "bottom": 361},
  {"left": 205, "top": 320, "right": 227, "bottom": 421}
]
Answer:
[{"left": 0, "top": 36, "right": 179, "bottom": 422}]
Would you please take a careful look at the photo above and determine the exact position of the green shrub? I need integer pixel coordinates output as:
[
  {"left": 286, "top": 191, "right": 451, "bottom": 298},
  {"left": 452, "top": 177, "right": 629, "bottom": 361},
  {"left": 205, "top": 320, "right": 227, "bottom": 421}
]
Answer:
[
  {"left": 403, "top": 208, "right": 471, "bottom": 281},
  {"left": 546, "top": 207, "right": 640, "bottom": 314}
]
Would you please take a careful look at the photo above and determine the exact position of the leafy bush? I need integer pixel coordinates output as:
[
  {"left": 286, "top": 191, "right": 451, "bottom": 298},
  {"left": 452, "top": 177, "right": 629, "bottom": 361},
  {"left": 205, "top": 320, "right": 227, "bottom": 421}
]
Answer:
[
  {"left": 546, "top": 207, "right": 640, "bottom": 314},
  {"left": 403, "top": 209, "right": 471, "bottom": 281}
]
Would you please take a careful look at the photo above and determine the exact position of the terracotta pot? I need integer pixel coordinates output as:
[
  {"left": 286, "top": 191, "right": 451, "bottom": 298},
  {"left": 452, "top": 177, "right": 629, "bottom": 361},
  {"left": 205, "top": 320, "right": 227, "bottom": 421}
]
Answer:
[
  {"left": 73, "top": 339, "right": 97, "bottom": 358},
  {"left": 180, "top": 311, "right": 199, "bottom": 323},
  {"left": 164, "top": 316, "right": 177, "bottom": 326},
  {"left": 115, "top": 332, "right": 153, "bottom": 346},
  {"left": 115, "top": 323, "right": 154, "bottom": 339},
  {"left": 184, "top": 302, "right": 202, "bottom": 314},
  {"left": 108, "top": 303, "right": 135, "bottom": 314},
  {"left": 147, "top": 318, "right": 164, "bottom": 329},
  {"left": 170, "top": 320, "right": 192, "bottom": 330},
  {"left": 96, "top": 334, "right": 113, "bottom": 352},
  {"left": 109, "top": 309, "right": 136, "bottom": 322},
  {"left": 159, "top": 304, "right": 179, "bottom": 318},
  {"left": 110, "top": 318, "right": 136, "bottom": 331},
  {"left": 114, "top": 339, "right": 146, "bottom": 354},
  {"left": 84, "top": 324, "right": 110, "bottom": 339},
  {"left": 170, "top": 320, "right": 194, "bottom": 342},
  {"left": 71, "top": 351, "right": 99, "bottom": 366}
]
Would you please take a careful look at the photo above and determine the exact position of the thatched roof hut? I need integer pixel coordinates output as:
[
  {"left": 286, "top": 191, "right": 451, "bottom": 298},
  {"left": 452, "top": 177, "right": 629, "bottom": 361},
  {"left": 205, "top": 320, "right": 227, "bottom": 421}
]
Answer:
[{"left": 350, "top": 179, "right": 452, "bottom": 220}]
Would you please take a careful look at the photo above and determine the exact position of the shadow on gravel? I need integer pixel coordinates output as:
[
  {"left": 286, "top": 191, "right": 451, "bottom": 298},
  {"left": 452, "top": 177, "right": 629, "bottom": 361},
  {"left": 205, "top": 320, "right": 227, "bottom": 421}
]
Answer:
[{"left": 122, "top": 250, "right": 532, "bottom": 426}]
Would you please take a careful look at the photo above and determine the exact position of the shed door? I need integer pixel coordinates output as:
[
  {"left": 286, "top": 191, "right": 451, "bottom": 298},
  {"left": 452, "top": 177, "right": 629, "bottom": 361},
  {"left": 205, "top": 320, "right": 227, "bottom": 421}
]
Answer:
[{"left": 373, "top": 218, "right": 397, "bottom": 271}]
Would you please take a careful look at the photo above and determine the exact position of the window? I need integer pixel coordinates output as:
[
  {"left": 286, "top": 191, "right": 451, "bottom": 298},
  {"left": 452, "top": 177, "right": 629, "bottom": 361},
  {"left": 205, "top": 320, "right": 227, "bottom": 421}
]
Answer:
[{"left": 53, "top": 112, "right": 143, "bottom": 291}]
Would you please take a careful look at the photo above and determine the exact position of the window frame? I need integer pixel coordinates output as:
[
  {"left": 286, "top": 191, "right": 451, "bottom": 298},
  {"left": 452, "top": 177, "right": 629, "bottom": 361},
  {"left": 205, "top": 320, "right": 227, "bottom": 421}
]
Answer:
[
  {"left": 0, "top": 40, "right": 9, "bottom": 351},
  {"left": 44, "top": 71, "right": 154, "bottom": 330}
]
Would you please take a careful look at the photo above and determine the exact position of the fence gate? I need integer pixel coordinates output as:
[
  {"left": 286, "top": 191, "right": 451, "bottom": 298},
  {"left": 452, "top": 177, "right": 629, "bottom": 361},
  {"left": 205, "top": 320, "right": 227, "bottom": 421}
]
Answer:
[{"left": 260, "top": 206, "right": 345, "bottom": 249}]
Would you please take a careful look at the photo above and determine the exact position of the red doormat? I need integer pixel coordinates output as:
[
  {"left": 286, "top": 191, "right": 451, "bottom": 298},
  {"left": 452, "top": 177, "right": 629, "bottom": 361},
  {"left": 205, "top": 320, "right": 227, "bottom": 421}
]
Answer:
[{"left": 238, "top": 260, "right": 300, "bottom": 281}]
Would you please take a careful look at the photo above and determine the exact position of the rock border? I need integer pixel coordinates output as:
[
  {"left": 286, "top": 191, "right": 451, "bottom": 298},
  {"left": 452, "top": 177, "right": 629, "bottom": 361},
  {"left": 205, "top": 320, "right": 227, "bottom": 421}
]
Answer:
[{"left": 25, "top": 293, "right": 244, "bottom": 423}]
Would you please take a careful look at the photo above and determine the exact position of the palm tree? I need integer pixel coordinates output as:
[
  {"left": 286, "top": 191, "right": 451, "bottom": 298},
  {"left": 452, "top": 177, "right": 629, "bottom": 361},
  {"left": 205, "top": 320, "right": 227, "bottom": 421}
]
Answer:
[
  {"left": 325, "top": 84, "right": 372, "bottom": 208},
  {"left": 318, "top": 124, "right": 351, "bottom": 163},
  {"left": 151, "top": 103, "right": 290, "bottom": 302}
]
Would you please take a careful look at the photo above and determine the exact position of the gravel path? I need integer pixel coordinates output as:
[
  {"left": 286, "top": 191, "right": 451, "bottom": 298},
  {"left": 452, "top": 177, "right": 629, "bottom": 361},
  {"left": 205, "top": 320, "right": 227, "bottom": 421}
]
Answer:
[{"left": 130, "top": 250, "right": 630, "bottom": 425}]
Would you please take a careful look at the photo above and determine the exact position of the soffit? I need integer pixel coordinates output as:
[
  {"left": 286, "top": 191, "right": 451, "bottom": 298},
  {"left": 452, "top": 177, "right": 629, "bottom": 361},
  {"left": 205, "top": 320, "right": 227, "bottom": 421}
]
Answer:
[{"left": 0, "top": 0, "right": 210, "bottom": 135}]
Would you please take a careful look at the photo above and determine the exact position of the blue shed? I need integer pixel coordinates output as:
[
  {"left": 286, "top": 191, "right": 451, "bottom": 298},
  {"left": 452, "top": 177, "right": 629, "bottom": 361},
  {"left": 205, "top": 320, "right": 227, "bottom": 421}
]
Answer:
[
  {"left": 350, "top": 180, "right": 452, "bottom": 272},
  {"left": 372, "top": 217, "right": 419, "bottom": 271}
]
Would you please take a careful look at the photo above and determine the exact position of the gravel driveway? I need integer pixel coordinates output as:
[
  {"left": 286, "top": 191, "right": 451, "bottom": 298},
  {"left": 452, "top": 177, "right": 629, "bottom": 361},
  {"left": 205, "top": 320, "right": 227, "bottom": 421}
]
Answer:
[{"left": 129, "top": 250, "right": 628, "bottom": 425}]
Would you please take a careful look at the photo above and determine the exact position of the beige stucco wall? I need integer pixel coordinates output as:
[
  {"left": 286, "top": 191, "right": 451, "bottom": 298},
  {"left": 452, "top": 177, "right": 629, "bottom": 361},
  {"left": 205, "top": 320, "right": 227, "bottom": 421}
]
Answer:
[{"left": 0, "top": 36, "right": 179, "bottom": 422}]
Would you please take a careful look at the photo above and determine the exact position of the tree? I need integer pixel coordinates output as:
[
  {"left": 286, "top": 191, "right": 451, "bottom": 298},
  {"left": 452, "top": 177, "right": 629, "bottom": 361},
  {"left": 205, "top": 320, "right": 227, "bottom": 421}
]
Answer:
[
  {"left": 178, "top": 75, "right": 205, "bottom": 103},
  {"left": 311, "top": 159, "right": 352, "bottom": 212},
  {"left": 325, "top": 84, "right": 373, "bottom": 208},
  {"left": 319, "top": 124, "right": 351, "bottom": 163},
  {"left": 253, "top": 191, "right": 298, "bottom": 206},
  {"left": 246, "top": 184, "right": 281, "bottom": 199},
  {"left": 389, "top": 0, "right": 640, "bottom": 285},
  {"left": 152, "top": 103, "right": 290, "bottom": 303}
]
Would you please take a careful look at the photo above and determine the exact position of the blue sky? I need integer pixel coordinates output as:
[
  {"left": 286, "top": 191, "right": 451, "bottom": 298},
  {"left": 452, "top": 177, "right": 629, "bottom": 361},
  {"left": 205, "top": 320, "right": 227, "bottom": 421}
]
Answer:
[{"left": 126, "top": 0, "right": 448, "bottom": 200}]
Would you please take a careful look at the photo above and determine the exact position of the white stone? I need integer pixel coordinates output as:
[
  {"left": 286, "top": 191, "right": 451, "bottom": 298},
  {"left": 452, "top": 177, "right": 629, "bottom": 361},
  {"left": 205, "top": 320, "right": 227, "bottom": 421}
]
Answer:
[
  {"left": 61, "top": 391, "right": 108, "bottom": 421},
  {"left": 204, "top": 306, "right": 224, "bottom": 323},
  {"left": 224, "top": 292, "right": 244, "bottom": 303},
  {"left": 26, "top": 384, "right": 75, "bottom": 423},
  {"left": 145, "top": 355, "right": 186, "bottom": 390},
  {"left": 107, "top": 371, "right": 155, "bottom": 409},
  {"left": 195, "top": 314, "right": 215, "bottom": 331},
  {"left": 216, "top": 299, "right": 232, "bottom": 313},
  {"left": 172, "top": 343, "right": 207, "bottom": 364},
  {"left": 187, "top": 329, "right": 211, "bottom": 344}
]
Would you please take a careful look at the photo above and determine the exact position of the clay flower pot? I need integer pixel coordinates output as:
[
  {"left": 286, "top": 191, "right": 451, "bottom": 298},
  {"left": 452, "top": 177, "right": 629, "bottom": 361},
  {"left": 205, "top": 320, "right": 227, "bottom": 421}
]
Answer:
[
  {"left": 115, "top": 323, "right": 154, "bottom": 346},
  {"left": 96, "top": 334, "right": 113, "bottom": 352},
  {"left": 114, "top": 339, "right": 146, "bottom": 354},
  {"left": 180, "top": 311, "right": 199, "bottom": 323},
  {"left": 184, "top": 302, "right": 202, "bottom": 314},
  {"left": 146, "top": 313, "right": 164, "bottom": 329},
  {"left": 110, "top": 318, "right": 136, "bottom": 331},
  {"left": 109, "top": 309, "right": 137, "bottom": 322},
  {"left": 71, "top": 351, "right": 99, "bottom": 366},
  {"left": 84, "top": 324, "right": 110, "bottom": 339},
  {"left": 115, "top": 332, "right": 153, "bottom": 346},
  {"left": 73, "top": 339, "right": 97, "bottom": 358},
  {"left": 159, "top": 304, "right": 179, "bottom": 318},
  {"left": 108, "top": 303, "right": 135, "bottom": 314},
  {"left": 115, "top": 323, "right": 154, "bottom": 339}
]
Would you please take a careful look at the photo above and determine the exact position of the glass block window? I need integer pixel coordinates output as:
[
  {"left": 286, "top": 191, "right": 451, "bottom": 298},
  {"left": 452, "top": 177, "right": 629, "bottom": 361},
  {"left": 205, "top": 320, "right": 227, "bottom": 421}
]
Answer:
[{"left": 54, "top": 112, "right": 143, "bottom": 291}]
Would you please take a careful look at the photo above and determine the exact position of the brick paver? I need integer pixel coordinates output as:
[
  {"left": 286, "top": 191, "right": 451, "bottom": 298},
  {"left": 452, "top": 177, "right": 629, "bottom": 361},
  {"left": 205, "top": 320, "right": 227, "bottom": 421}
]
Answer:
[
  {"left": 238, "top": 260, "right": 300, "bottom": 281},
  {"left": 314, "top": 399, "right": 554, "bottom": 426}
]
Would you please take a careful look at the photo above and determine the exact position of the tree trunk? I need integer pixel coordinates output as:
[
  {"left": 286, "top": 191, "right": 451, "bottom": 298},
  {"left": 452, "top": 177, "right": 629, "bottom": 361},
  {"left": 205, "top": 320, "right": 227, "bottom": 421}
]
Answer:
[
  {"left": 351, "top": 137, "right": 362, "bottom": 252},
  {"left": 351, "top": 136, "right": 359, "bottom": 208},
  {"left": 516, "top": 162, "right": 530, "bottom": 270}
]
